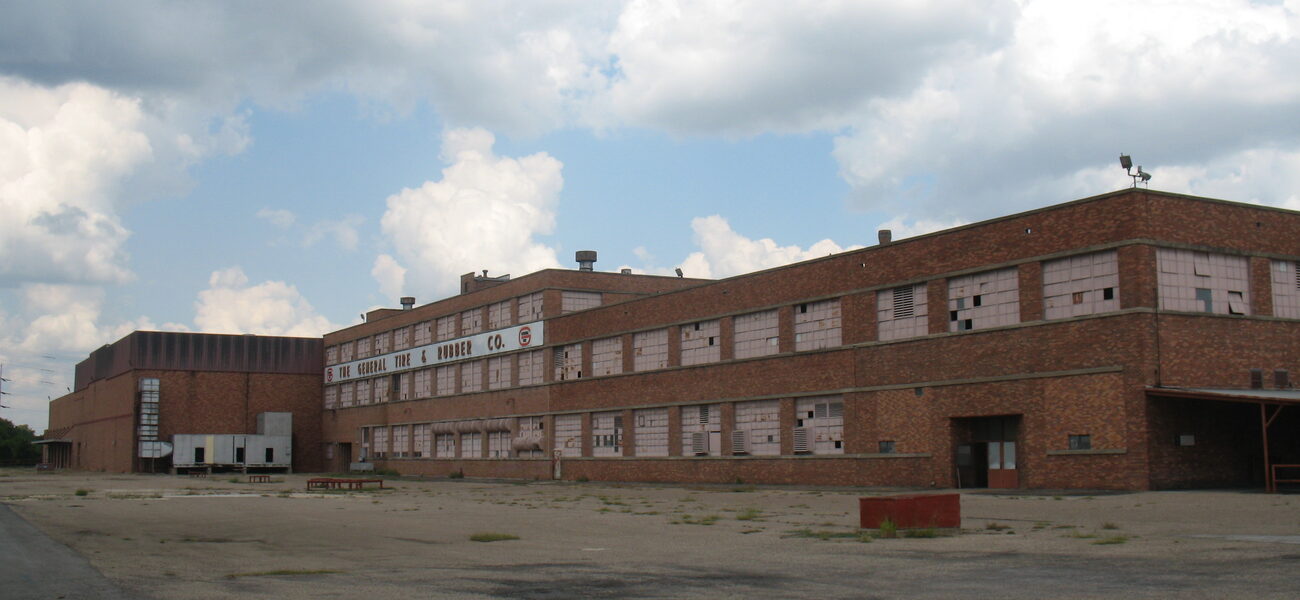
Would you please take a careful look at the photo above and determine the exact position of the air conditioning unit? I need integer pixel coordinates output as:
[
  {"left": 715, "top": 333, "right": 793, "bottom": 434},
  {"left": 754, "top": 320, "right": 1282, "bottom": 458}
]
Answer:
[
  {"left": 730, "top": 430, "right": 748, "bottom": 455},
  {"left": 691, "top": 431, "right": 709, "bottom": 456},
  {"left": 792, "top": 427, "right": 811, "bottom": 454}
]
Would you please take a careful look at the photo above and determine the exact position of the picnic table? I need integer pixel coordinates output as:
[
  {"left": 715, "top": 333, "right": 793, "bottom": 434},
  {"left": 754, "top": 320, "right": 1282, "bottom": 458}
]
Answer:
[
  {"left": 247, "top": 474, "right": 272, "bottom": 483},
  {"left": 306, "top": 477, "right": 384, "bottom": 491}
]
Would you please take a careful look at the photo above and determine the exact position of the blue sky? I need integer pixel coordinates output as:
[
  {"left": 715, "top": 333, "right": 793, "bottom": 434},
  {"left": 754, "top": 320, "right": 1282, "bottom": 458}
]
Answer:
[{"left": 4, "top": 1, "right": 1300, "bottom": 431}]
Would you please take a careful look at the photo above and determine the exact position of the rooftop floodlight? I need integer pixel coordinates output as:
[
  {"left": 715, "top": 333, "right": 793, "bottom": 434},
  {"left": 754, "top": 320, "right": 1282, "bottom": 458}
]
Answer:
[
  {"left": 1120, "top": 154, "right": 1152, "bottom": 188},
  {"left": 675, "top": 267, "right": 684, "bottom": 278}
]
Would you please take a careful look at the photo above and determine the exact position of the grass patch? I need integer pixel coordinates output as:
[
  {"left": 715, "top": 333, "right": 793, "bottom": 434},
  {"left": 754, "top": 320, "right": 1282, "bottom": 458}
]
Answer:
[
  {"left": 469, "top": 532, "right": 520, "bottom": 543},
  {"left": 226, "top": 569, "right": 342, "bottom": 579},
  {"left": 735, "top": 507, "right": 762, "bottom": 521},
  {"left": 447, "top": 470, "right": 464, "bottom": 479},
  {"left": 1064, "top": 529, "right": 1097, "bottom": 539},
  {"left": 783, "top": 529, "right": 861, "bottom": 541},
  {"left": 1092, "top": 535, "right": 1129, "bottom": 545},
  {"left": 877, "top": 518, "right": 898, "bottom": 539},
  {"left": 1101, "top": 522, "right": 1120, "bottom": 530},
  {"left": 902, "top": 527, "right": 942, "bottom": 538},
  {"left": 74, "top": 489, "right": 90, "bottom": 497},
  {"left": 672, "top": 514, "right": 720, "bottom": 526},
  {"left": 985, "top": 522, "right": 1012, "bottom": 531}
]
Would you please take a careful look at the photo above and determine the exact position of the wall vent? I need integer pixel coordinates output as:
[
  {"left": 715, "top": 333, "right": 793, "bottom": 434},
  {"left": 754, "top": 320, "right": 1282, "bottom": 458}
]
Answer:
[
  {"left": 1276, "top": 369, "right": 1290, "bottom": 389},
  {"left": 691, "top": 431, "right": 709, "bottom": 456},
  {"left": 1250, "top": 368, "right": 1264, "bottom": 389},
  {"left": 730, "top": 430, "right": 748, "bottom": 455},
  {"left": 699, "top": 405, "right": 710, "bottom": 424},
  {"left": 792, "top": 427, "right": 811, "bottom": 453},
  {"left": 893, "top": 285, "right": 915, "bottom": 318}
]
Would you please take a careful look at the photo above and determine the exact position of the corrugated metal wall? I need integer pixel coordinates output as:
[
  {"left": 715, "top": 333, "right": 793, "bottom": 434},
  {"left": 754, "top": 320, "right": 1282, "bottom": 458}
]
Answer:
[{"left": 75, "top": 332, "right": 322, "bottom": 390}]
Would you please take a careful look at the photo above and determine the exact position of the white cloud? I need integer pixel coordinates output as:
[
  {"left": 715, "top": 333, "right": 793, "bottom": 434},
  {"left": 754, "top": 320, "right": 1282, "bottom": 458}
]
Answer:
[
  {"left": 673, "top": 215, "right": 861, "bottom": 279},
  {"left": 371, "top": 254, "right": 407, "bottom": 301},
  {"left": 194, "top": 267, "right": 338, "bottom": 337},
  {"left": 303, "top": 215, "right": 364, "bottom": 251},
  {"left": 257, "top": 207, "right": 296, "bottom": 228},
  {"left": 375, "top": 128, "right": 563, "bottom": 297},
  {"left": 875, "top": 217, "right": 968, "bottom": 241}
]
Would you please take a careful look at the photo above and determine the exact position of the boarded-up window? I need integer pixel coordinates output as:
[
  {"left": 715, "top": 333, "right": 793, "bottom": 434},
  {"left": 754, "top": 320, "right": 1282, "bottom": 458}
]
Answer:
[
  {"left": 436, "top": 365, "right": 455, "bottom": 396},
  {"left": 591, "top": 337, "right": 624, "bottom": 376},
  {"left": 487, "top": 356, "right": 512, "bottom": 390},
  {"left": 794, "top": 299, "right": 841, "bottom": 351},
  {"left": 460, "top": 308, "right": 483, "bottom": 336},
  {"left": 413, "top": 321, "right": 432, "bottom": 346},
  {"left": 734, "top": 310, "right": 780, "bottom": 359},
  {"left": 487, "top": 300, "right": 512, "bottom": 330},
  {"left": 948, "top": 268, "right": 1020, "bottom": 332},
  {"left": 413, "top": 424, "right": 431, "bottom": 458},
  {"left": 515, "top": 416, "right": 545, "bottom": 458},
  {"left": 413, "top": 369, "right": 432, "bottom": 399},
  {"left": 681, "top": 404, "right": 723, "bottom": 456},
  {"left": 391, "top": 425, "right": 410, "bottom": 458},
  {"left": 554, "top": 344, "right": 582, "bottom": 381},
  {"left": 633, "top": 329, "right": 668, "bottom": 371},
  {"left": 340, "top": 382, "right": 355, "bottom": 408},
  {"left": 561, "top": 291, "right": 602, "bottom": 314},
  {"left": 878, "top": 284, "right": 929, "bottom": 341},
  {"left": 461, "top": 360, "right": 483, "bottom": 393},
  {"left": 634, "top": 408, "right": 669, "bottom": 457},
  {"left": 393, "top": 326, "right": 410, "bottom": 350},
  {"left": 517, "top": 292, "right": 544, "bottom": 322},
  {"left": 374, "top": 332, "right": 390, "bottom": 355},
  {"left": 435, "top": 433, "right": 455, "bottom": 457},
  {"left": 553, "top": 414, "right": 582, "bottom": 457},
  {"left": 435, "top": 316, "right": 455, "bottom": 342},
  {"left": 372, "top": 426, "right": 388, "bottom": 458},
  {"left": 325, "top": 345, "right": 339, "bottom": 365},
  {"left": 591, "top": 411, "right": 623, "bottom": 457},
  {"left": 355, "top": 379, "right": 372, "bottom": 405},
  {"left": 517, "top": 350, "right": 545, "bottom": 386},
  {"left": 324, "top": 385, "right": 338, "bottom": 409},
  {"left": 356, "top": 336, "right": 372, "bottom": 358},
  {"left": 1043, "top": 251, "right": 1119, "bottom": 319},
  {"left": 794, "top": 396, "right": 844, "bottom": 455},
  {"left": 374, "top": 376, "right": 390, "bottom": 403},
  {"left": 681, "top": 320, "right": 721, "bottom": 365},
  {"left": 1157, "top": 249, "right": 1250, "bottom": 315},
  {"left": 488, "top": 431, "right": 511, "bottom": 458},
  {"left": 460, "top": 432, "right": 482, "bottom": 458},
  {"left": 734, "top": 400, "right": 780, "bottom": 455}
]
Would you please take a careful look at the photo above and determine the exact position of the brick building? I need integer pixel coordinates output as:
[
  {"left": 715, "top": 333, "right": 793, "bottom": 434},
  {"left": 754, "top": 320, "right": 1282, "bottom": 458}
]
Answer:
[
  {"left": 41, "top": 332, "right": 323, "bottom": 473},
  {"left": 321, "top": 189, "right": 1299, "bottom": 490}
]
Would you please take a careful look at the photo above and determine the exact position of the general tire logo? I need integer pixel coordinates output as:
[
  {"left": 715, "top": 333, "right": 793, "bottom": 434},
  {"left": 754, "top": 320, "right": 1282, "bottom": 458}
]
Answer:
[
  {"left": 325, "top": 367, "right": 334, "bottom": 382},
  {"left": 518, "top": 326, "right": 532, "bottom": 347}
]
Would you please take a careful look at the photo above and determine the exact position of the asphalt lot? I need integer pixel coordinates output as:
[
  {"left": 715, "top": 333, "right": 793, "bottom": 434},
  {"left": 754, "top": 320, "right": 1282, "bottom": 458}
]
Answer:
[{"left": 2, "top": 469, "right": 1298, "bottom": 599}]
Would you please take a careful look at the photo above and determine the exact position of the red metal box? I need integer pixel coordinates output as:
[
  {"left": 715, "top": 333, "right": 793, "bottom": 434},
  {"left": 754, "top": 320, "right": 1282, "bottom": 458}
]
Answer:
[{"left": 859, "top": 493, "right": 961, "bottom": 529}]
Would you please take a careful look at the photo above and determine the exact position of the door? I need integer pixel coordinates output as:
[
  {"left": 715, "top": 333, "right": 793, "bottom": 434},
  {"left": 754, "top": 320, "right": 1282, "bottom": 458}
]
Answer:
[{"left": 954, "top": 416, "right": 1021, "bottom": 489}]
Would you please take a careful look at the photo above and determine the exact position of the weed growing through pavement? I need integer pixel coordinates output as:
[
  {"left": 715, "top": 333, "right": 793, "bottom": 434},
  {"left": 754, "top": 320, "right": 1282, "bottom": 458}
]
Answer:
[
  {"left": 783, "top": 529, "right": 861, "bottom": 541},
  {"left": 74, "top": 489, "right": 90, "bottom": 496},
  {"left": 1092, "top": 535, "right": 1129, "bottom": 545},
  {"left": 1101, "top": 522, "right": 1119, "bottom": 530},
  {"left": 470, "top": 532, "right": 520, "bottom": 542},
  {"left": 735, "top": 507, "right": 762, "bottom": 521},
  {"left": 878, "top": 518, "right": 898, "bottom": 539},
  {"left": 985, "top": 522, "right": 1012, "bottom": 531}
]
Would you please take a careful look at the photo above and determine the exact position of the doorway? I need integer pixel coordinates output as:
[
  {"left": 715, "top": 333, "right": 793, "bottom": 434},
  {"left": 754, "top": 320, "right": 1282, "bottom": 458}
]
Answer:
[{"left": 954, "top": 415, "right": 1021, "bottom": 489}]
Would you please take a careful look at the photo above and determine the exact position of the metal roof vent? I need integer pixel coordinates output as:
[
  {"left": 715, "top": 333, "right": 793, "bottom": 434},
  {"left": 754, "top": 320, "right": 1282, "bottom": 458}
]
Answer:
[
  {"left": 878, "top": 229, "right": 892, "bottom": 245},
  {"left": 576, "top": 250, "right": 597, "bottom": 271},
  {"left": 620, "top": 268, "right": 632, "bottom": 274},
  {"left": 400, "top": 297, "right": 415, "bottom": 310}
]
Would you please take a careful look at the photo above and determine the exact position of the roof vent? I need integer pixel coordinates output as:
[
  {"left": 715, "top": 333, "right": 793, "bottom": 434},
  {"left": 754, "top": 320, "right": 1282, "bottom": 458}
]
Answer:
[
  {"left": 576, "top": 250, "right": 597, "bottom": 271},
  {"left": 620, "top": 268, "right": 632, "bottom": 274},
  {"left": 400, "top": 297, "right": 415, "bottom": 310},
  {"left": 878, "top": 229, "right": 892, "bottom": 245}
]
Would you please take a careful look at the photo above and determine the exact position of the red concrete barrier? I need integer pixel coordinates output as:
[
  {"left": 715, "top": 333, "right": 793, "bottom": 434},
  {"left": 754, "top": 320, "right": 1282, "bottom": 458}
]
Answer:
[{"left": 860, "top": 493, "right": 960, "bottom": 529}]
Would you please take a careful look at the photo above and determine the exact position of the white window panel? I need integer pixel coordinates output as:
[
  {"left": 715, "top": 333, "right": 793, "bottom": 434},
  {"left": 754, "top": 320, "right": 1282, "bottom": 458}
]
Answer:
[
  {"left": 795, "top": 396, "right": 844, "bottom": 455},
  {"left": 734, "top": 310, "right": 780, "bottom": 359},
  {"left": 948, "top": 268, "right": 1020, "bottom": 332},
  {"left": 372, "top": 426, "right": 388, "bottom": 458},
  {"left": 325, "top": 345, "right": 339, "bottom": 365},
  {"left": 339, "top": 341, "right": 354, "bottom": 362},
  {"left": 1271, "top": 260, "right": 1300, "bottom": 319},
  {"left": 397, "top": 372, "right": 411, "bottom": 401},
  {"left": 591, "top": 337, "right": 624, "bottom": 376},
  {"left": 356, "top": 336, "right": 372, "bottom": 358},
  {"left": 460, "top": 308, "right": 483, "bottom": 336},
  {"left": 878, "top": 284, "right": 929, "bottom": 341},
  {"left": 681, "top": 404, "right": 722, "bottom": 456},
  {"left": 393, "top": 326, "right": 410, "bottom": 350},
  {"left": 633, "top": 329, "right": 669, "bottom": 371},
  {"left": 488, "top": 431, "right": 511, "bottom": 458},
  {"left": 488, "top": 355, "right": 513, "bottom": 390},
  {"left": 355, "top": 379, "right": 372, "bottom": 405},
  {"left": 794, "top": 299, "right": 842, "bottom": 351},
  {"left": 734, "top": 399, "right": 780, "bottom": 455},
  {"left": 460, "top": 432, "right": 482, "bottom": 458},
  {"left": 1157, "top": 249, "right": 1250, "bottom": 315},
  {"left": 518, "top": 350, "right": 545, "bottom": 386},
  {"left": 553, "top": 414, "right": 582, "bottom": 457},
  {"left": 680, "top": 319, "right": 721, "bottom": 365},
  {"left": 339, "top": 382, "right": 355, "bottom": 408},
  {"left": 413, "top": 321, "right": 433, "bottom": 346},
  {"left": 374, "top": 332, "right": 390, "bottom": 355},
  {"left": 561, "top": 291, "right": 602, "bottom": 314},
  {"left": 391, "top": 425, "right": 410, "bottom": 458},
  {"left": 435, "top": 316, "right": 455, "bottom": 342},
  {"left": 436, "top": 365, "right": 456, "bottom": 396},
  {"left": 324, "top": 385, "right": 338, "bottom": 409},
  {"left": 374, "top": 376, "right": 390, "bottom": 403},
  {"left": 633, "top": 408, "right": 669, "bottom": 457},
  {"left": 1043, "top": 251, "right": 1120, "bottom": 319},
  {"left": 591, "top": 411, "right": 623, "bottom": 457},
  {"left": 517, "top": 292, "right": 544, "bottom": 322},
  {"left": 435, "top": 433, "right": 456, "bottom": 457},
  {"left": 413, "top": 424, "right": 431, "bottom": 458},
  {"left": 554, "top": 343, "right": 583, "bottom": 381},
  {"left": 413, "top": 369, "right": 432, "bottom": 398},
  {"left": 461, "top": 360, "right": 483, "bottom": 393},
  {"left": 515, "top": 416, "right": 545, "bottom": 458},
  {"left": 488, "top": 300, "right": 512, "bottom": 330}
]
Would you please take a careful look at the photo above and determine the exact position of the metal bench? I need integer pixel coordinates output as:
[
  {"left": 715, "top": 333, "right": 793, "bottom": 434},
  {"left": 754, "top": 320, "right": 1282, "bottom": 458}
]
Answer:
[{"left": 247, "top": 475, "right": 272, "bottom": 483}]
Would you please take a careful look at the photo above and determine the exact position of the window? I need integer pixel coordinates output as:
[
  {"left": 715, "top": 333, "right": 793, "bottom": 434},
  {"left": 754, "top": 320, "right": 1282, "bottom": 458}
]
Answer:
[
  {"left": 413, "top": 321, "right": 432, "bottom": 346},
  {"left": 734, "top": 310, "right": 780, "bottom": 359},
  {"left": 460, "top": 432, "right": 482, "bottom": 458},
  {"left": 374, "top": 376, "right": 390, "bottom": 403},
  {"left": 1270, "top": 260, "right": 1300, "bottom": 319},
  {"left": 1043, "top": 251, "right": 1119, "bottom": 319},
  {"left": 517, "top": 292, "right": 544, "bottom": 322},
  {"left": 591, "top": 337, "right": 624, "bottom": 376},
  {"left": 794, "top": 299, "right": 842, "bottom": 351},
  {"left": 681, "top": 404, "right": 722, "bottom": 456},
  {"left": 460, "top": 360, "right": 483, "bottom": 393},
  {"left": 339, "top": 341, "right": 355, "bottom": 362},
  {"left": 324, "top": 385, "right": 338, "bottom": 409},
  {"left": 339, "top": 382, "right": 355, "bottom": 408},
  {"left": 393, "top": 326, "right": 410, "bottom": 350},
  {"left": 488, "top": 430, "right": 511, "bottom": 458},
  {"left": 561, "top": 291, "right": 602, "bottom": 313},
  {"left": 554, "top": 344, "right": 582, "bottom": 381},
  {"left": 515, "top": 416, "right": 545, "bottom": 458},
  {"left": 460, "top": 308, "right": 483, "bottom": 336},
  {"left": 681, "top": 320, "right": 721, "bottom": 365},
  {"left": 487, "top": 300, "right": 512, "bottom": 330},
  {"left": 1158, "top": 249, "right": 1250, "bottom": 315},
  {"left": 634, "top": 408, "right": 669, "bottom": 456},
  {"left": 734, "top": 400, "right": 780, "bottom": 455},
  {"left": 487, "top": 356, "right": 512, "bottom": 390},
  {"left": 435, "top": 316, "right": 455, "bottom": 342},
  {"left": 948, "top": 268, "right": 1020, "bottom": 332},
  {"left": 592, "top": 412, "right": 623, "bottom": 457},
  {"left": 325, "top": 345, "right": 339, "bottom": 365},
  {"left": 878, "top": 284, "right": 929, "bottom": 341},
  {"left": 265, "top": 447, "right": 275, "bottom": 463},
  {"left": 355, "top": 379, "right": 372, "bottom": 405},
  {"left": 413, "top": 424, "right": 431, "bottom": 458},
  {"left": 553, "top": 414, "right": 582, "bottom": 457},
  {"left": 371, "top": 426, "right": 388, "bottom": 458},
  {"left": 633, "top": 329, "right": 668, "bottom": 371},
  {"left": 392, "top": 425, "right": 410, "bottom": 458},
  {"left": 374, "top": 332, "right": 390, "bottom": 355},
  {"left": 878, "top": 440, "right": 896, "bottom": 454},
  {"left": 1068, "top": 434, "right": 1091, "bottom": 451},
  {"left": 356, "top": 336, "right": 372, "bottom": 358},
  {"left": 397, "top": 373, "right": 411, "bottom": 401},
  {"left": 517, "top": 350, "right": 545, "bottom": 386},
  {"left": 435, "top": 433, "right": 455, "bottom": 457},
  {"left": 436, "top": 365, "right": 456, "bottom": 396},
  {"left": 412, "top": 369, "right": 431, "bottom": 399},
  {"left": 194, "top": 447, "right": 205, "bottom": 463},
  {"left": 794, "top": 396, "right": 844, "bottom": 455}
]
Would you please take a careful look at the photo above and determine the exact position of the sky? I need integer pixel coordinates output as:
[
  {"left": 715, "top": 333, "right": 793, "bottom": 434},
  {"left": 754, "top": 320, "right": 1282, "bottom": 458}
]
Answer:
[{"left": 3, "top": 0, "right": 1300, "bottom": 432}]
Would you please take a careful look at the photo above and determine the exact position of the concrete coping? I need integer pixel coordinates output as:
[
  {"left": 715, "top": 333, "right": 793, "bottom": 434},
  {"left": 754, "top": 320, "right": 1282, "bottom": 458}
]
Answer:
[{"left": 1044, "top": 448, "right": 1127, "bottom": 456}]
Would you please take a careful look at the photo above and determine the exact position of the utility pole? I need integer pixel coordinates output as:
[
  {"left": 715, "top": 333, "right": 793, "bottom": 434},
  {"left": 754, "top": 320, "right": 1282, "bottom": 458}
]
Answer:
[{"left": 0, "top": 364, "right": 10, "bottom": 408}]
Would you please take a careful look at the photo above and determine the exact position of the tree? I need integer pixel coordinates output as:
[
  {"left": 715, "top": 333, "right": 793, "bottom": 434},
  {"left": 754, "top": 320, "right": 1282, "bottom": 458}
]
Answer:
[{"left": 0, "top": 418, "right": 41, "bottom": 465}]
